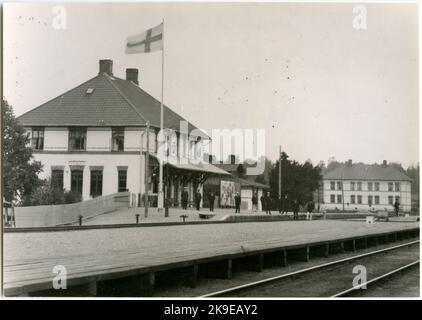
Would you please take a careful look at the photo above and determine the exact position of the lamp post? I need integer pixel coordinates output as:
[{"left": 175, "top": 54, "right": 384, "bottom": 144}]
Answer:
[
  {"left": 164, "top": 135, "right": 170, "bottom": 217},
  {"left": 278, "top": 146, "right": 282, "bottom": 200}
]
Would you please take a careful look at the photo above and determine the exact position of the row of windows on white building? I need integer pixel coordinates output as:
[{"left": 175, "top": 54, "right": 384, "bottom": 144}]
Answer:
[
  {"left": 31, "top": 127, "right": 126, "bottom": 151},
  {"left": 51, "top": 167, "right": 128, "bottom": 197},
  {"left": 329, "top": 194, "right": 400, "bottom": 205},
  {"left": 30, "top": 127, "right": 200, "bottom": 156},
  {"left": 329, "top": 181, "right": 401, "bottom": 192}
]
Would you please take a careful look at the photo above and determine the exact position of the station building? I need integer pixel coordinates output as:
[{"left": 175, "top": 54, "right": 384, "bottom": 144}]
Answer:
[
  {"left": 321, "top": 160, "right": 412, "bottom": 212},
  {"left": 203, "top": 155, "right": 270, "bottom": 211},
  {"left": 18, "top": 59, "right": 229, "bottom": 206}
]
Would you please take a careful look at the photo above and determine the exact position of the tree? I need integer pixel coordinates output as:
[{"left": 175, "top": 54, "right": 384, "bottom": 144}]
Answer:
[
  {"left": 251, "top": 156, "right": 272, "bottom": 185},
  {"left": 2, "top": 99, "right": 43, "bottom": 203},
  {"left": 406, "top": 163, "right": 419, "bottom": 195},
  {"left": 269, "top": 152, "right": 322, "bottom": 208}
]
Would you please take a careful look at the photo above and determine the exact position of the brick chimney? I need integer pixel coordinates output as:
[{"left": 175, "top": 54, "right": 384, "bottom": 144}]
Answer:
[
  {"left": 347, "top": 159, "right": 352, "bottom": 167},
  {"left": 230, "top": 154, "right": 236, "bottom": 165},
  {"left": 382, "top": 160, "right": 388, "bottom": 167},
  {"left": 99, "top": 59, "right": 113, "bottom": 76},
  {"left": 126, "top": 68, "right": 139, "bottom": 85}
]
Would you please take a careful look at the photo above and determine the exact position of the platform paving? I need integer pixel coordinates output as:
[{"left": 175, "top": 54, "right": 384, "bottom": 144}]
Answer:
[{"left": 3, "top": 219, "right": 419, "bottom": 296}]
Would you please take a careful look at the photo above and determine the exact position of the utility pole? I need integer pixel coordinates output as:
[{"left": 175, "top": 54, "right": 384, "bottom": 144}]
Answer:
[
  {"left": 278, "top": 146, "right": 282, "bottom": 199},
  {"left": 341, "top": 174, "right": 345, "bottom": 212},
  {"left": 144, "top": 121, "right": 150, "bottom": 218}
]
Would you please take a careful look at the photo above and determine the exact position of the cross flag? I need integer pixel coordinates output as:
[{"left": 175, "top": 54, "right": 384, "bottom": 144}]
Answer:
[{"left": 125, "top": 23, "right": 163, "bottom": 54}]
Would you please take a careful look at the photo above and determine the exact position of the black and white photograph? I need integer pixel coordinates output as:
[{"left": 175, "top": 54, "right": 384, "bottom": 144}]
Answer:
[{"left": 1, "top": 0, "right": 420, "bottom": 302}]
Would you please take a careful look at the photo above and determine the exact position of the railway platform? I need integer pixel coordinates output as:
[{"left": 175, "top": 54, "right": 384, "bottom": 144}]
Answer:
[{"left": 3, "top": 219, "right": 419, "bottom": 297}]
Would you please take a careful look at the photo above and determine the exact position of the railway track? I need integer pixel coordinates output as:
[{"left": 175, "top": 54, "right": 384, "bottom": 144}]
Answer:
[
  {"left": 200, "top": 240, "right": 420, "bottom": 298},
  {"left": 333, "top": 260, "right": 419, "bottom": 297}
]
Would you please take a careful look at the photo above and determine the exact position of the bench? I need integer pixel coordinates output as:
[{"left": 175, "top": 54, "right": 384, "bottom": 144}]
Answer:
[{"left": 198, "top": 212, "right": 216, "bottom": 220}]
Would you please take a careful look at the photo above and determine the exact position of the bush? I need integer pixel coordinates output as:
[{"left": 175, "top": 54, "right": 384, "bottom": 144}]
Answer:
[
  {"left": 63, "top": 190, "right": 82, "bottom": 204},
  {"left": 25, "top": 178, "right": 82, "bottom": 206},
  {"left": 28, "top": 179, "right": 64, "bottom": 206}
]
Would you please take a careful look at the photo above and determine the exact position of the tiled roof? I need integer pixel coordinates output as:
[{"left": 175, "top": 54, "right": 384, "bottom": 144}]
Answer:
[
  {"left": 323, "top": 163, "right": 412, "bottom": 182},
  {"left": 214, "top": 163, "right": 240, "bottom": 172},
  {"left": 235, "top": 177, "right": 270, "bottom": 189},
  {"left": 17, "top": 73, "right": 208, "bottom": 137}
]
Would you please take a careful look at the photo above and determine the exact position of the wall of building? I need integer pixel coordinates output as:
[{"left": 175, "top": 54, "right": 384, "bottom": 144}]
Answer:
[
  {"left": 87, "top": 127, "right": 111, "bottom": 151},
  {"left": 43, "top": 127, "right": 68, "bottom": 151},
  {"left": 29, "top": 126, "right": 210, "bottom": 205},
  {"left": 322, "top": 179, "right": 411, "bottom": 212},
  {"left": 34, "top": 152, "right": 145, "bottom": 202}
]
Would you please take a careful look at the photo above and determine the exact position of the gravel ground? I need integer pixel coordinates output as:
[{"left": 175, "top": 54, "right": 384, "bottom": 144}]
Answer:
[{"left": 351, "top": 265, "right": 420, "bottom": 297}]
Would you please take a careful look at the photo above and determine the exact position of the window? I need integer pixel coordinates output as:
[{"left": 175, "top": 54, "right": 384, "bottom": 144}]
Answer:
[
  {"left": 90, "top": 170, "right": 103, "bottom": 197},
  {"left": 368, "top": 182, "right": 373, "bottom": 191},
  {"left": 337, "top": 195, "right": 342, "bottom": 204},
  {"left": 388, "top": 196, "right": 394, "bottom": 205},
  {"left": 368, "top": 195, "right": 373, "bottom": 206},
  {"left": 375, "top": 196, "right": 380, "bottom": 205},
  {"left": 69, "top": 128, "right": 87, "bottom": 151},
  {"left": 351, "top": 195, "right": 356, "bottom": 204},
  {"left": 357, "top": 182, "right": 362, "bottom": 191},
  {"left": 330, "top": 194, "right": 335, "bottom": 203},
  {"left": 395, "top": 196, "right": 400, "bottom": 204},
  {"left": 350, "top": 182, "right": 355, "bottom": 191},
  {"left": 375, "top": 182, "right": 380, "bottom": 191},
  {"left": 388, "top": 182, "right": 393, "bottom": 192},
  {"left": 395, "top": 182, "right": 400, "bottom": 192},
  {"left": 71, "top": 170, "right": 83, "bottom": 195},
  {"left": 330, "top": 181, "right": 335, "bottom": 190},
  {"left": 112, "top": 128, "right": 124, "bottom": 151},
  {"left": 357, "top": 195, "right": 362, "bottom": 204},
  {"left": 337, "top": 181, "right": 342, "bottom": 190},
  {"left": 31, "top": 127, "right": 44, "bottom": 150},
  {"left": 51, "top": 170, "right": 64, "bottom": 190},
  {"left": 118, "top": 169, "right": 127, "bottom": 192}
]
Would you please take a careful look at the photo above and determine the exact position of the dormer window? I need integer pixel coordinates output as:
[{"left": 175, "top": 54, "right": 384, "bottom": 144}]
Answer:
[{"left": 31, "top": 127, "right": 44, "bottom": 150}]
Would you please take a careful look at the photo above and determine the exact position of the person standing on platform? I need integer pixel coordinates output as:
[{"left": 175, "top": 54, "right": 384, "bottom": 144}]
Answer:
[
  {"left": 208, "top": 192, "right": 215, "bottom": 212},
  {"left": 278, "top": 196, "right": 283, "bottom": 214},
  {"left": 265, "top": 192, "right": 272, "bottom": 215},
  {"left": 393, "top": 199, "right": 400, "bottom": 217},
  {"left": 306, "top": 200, "right": 315, "bottom": 221},
  {"left": 260, "top": 194, "right": 265, "bottom": 212},
  {"left": 195, "top": 189, "right": 202, "bottom": 211},
  {"left": 293, "top": 199, "right": 300, "bottom": 220},
  {"left": 282, "top": 195, "right": 289, "bottom": 215},
  {"left": 181, "top": 188, "right": 189, "bottom": 210},
  {"left": 252, "top": 192, "right": 258, "bottom": 212},
  {"left": 235, "top": 192, "right": 241, "bottom": 213}
]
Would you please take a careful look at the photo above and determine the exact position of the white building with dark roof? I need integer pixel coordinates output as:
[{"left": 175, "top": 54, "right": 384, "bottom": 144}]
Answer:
[
  {"left": 18, "top": 59, "right": 229, "bottom": 205},
  {"left": 322, "top": 160, "right": 412, "bottom": 212}
]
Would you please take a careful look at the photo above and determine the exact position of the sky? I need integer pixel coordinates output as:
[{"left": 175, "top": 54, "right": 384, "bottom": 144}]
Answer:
[{"left": 3, "top": 2, "right": 419, "bottom": 168}]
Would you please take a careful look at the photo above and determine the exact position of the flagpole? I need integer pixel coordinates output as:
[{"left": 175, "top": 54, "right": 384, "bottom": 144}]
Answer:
[{"left": 158, "top": 19, "right": 165, "bottom": 213}]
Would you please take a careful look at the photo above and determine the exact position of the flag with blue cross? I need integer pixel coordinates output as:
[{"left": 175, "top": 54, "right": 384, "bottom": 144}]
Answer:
[{"left": 125, "top": 22, "right": 163, "bottom": 54}]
